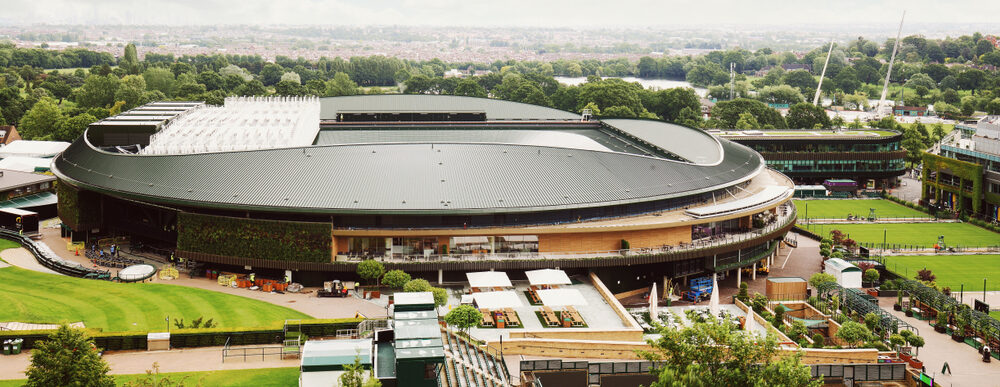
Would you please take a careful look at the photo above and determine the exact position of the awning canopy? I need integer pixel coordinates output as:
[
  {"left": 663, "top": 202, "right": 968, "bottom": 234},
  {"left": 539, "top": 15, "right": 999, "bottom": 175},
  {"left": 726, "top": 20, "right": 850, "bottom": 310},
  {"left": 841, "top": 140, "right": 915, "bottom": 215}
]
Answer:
[
  {"left": 472, "top": 291, "right": 523, "bottom": 309},
  {"left": 536, "top": 288, "right": 587, "bottom": 306},
  {"left": 466, "top": 271, "right": 512, "bottom": 288},
  {"left": 685, "top": 185, "right": 790, "bottom": 218},
  {"left": 0, "top": 191, "right": 56, "bottom": 209},
  {"left": 525, "top": 269, "right": 572, "bottom": 286}
]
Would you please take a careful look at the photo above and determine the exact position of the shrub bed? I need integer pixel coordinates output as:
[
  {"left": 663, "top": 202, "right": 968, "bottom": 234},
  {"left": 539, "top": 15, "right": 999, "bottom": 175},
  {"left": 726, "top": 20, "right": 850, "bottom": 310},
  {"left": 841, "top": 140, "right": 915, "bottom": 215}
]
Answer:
[{"left": 0, "top": 318, "right": 362, "bottom": 351}]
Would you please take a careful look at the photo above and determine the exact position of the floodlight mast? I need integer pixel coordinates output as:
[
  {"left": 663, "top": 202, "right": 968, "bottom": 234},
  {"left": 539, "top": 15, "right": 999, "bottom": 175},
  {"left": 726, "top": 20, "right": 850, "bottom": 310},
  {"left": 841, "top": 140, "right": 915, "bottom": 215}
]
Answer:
[
  {"left": 876, "top": 11, "right": 906, "bottom": 117},
  {"left": 813, "top": 40, "right": 835, "bottom": 106}
]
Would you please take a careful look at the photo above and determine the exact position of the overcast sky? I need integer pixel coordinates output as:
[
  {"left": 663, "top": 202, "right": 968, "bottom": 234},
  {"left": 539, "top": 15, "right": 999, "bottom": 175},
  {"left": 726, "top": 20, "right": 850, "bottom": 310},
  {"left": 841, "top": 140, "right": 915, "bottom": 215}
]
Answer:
[{"left": 1, "top": 0, "right": 998, "bottom": 28}]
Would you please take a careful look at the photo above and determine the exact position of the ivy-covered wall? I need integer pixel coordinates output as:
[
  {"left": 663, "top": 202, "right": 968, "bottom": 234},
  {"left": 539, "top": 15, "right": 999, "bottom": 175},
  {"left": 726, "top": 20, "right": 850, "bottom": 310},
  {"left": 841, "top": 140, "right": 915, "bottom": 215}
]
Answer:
[
  {"left": 921, "top": 152, "right": 983, "bottom": 214},
  {"left": 177, "top": 212, "right": 332, "bottom": 263},
  {"left": 56, "top": 181, "right": 102, "bottom": 231}
]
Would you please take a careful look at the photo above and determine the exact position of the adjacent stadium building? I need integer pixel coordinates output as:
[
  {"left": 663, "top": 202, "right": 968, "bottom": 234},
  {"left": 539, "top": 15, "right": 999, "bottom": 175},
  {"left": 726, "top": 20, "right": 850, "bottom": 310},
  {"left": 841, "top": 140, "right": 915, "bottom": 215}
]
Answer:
[
  {"left": 716, "top": 129, "right": 906, "bottom": 189},
  {"left": 53, "top": 95, "right": 796, "bottom": 290}
]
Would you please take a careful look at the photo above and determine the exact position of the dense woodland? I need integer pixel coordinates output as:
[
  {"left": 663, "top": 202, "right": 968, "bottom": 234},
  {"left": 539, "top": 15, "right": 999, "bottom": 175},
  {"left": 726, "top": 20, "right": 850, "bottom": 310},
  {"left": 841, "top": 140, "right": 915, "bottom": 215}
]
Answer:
[{"left": 0, "top": 33, "right": 998, "bottom": 166}]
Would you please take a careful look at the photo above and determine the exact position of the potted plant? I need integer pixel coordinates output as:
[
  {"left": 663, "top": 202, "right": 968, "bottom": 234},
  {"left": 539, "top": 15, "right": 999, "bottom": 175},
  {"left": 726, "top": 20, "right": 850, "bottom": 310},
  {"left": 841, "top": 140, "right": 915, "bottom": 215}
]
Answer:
[
  {"left": 952, "top": 313, "right": 968, "bottom": 342},
  {"left": 889, "top": 333, "right": 906, "bottom": 357},
  {"left": 898, "top": 330, "right": 914, "bottom": 361},
  {"left": 904, "top": 294, "right": 916, "bottom": 317},
  {"left": 907, "top": 335, "right": 925, "bottom": 369},
  {"left": 935, "top": 310, "right": 948, "bottom": 333},
  {"left": 894, "top": 292, "right": 903, "bottom": 311}
]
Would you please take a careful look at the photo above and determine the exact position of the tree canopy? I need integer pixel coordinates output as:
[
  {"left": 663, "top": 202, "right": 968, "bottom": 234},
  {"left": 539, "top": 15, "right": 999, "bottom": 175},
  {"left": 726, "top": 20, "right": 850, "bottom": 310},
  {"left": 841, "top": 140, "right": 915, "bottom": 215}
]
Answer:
[
  {"left": 25, "top": 325, "right": 115, "bottom": 387},
  {"left": 641, "top": 318, "right": 819, "bottom": 387}
]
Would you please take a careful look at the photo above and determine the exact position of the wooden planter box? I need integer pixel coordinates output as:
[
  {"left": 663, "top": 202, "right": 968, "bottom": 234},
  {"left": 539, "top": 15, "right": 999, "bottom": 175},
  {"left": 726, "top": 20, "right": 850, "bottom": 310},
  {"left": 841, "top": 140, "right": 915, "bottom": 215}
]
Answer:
[{"left": 908, "top": 358, "right": 923, "bottom": 369}]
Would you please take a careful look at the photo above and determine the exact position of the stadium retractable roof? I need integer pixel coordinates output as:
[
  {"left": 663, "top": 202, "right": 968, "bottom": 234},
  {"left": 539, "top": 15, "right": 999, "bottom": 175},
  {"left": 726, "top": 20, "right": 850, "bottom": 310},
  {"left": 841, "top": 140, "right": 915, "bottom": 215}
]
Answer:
[{"left": 53, "top": 96, "right": 767, "bottom": 215}]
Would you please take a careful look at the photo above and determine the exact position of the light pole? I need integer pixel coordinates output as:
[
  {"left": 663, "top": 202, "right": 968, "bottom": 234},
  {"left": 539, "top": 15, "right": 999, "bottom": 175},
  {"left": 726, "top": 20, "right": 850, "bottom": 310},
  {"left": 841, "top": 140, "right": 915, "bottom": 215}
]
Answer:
[{"left": 166, "top": 316, "right": 170, "bottom": 332}]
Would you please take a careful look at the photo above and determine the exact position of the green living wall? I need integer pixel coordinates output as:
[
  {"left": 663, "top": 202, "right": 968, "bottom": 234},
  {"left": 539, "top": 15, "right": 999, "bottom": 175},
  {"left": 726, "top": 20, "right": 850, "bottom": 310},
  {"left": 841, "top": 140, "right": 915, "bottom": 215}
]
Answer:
[
  {"left": 177, "top": 212, "right": 332, "bottom": 263},
  {"left": 921, "top": 152, "right": 983, "bottom": 214},
  {"left": 56, "top": 181, "right": 102, "bottom": 230}
]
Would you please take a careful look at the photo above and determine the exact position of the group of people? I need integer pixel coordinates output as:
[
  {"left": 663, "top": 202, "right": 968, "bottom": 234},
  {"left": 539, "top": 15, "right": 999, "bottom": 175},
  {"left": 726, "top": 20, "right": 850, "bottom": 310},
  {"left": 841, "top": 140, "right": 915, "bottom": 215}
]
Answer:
[{"left": 90, "top": 242, "right": 121, "bottom": 258}]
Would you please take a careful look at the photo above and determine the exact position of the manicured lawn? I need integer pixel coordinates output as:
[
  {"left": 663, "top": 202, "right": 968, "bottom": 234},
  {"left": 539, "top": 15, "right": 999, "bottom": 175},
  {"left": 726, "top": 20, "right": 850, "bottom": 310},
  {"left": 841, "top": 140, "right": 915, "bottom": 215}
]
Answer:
[
  {"left": 883, "top": 255, "right": 1000, "bottom": 291},
  {"left": 0, "top": 251, "right": 311, "bottom": 331},
  {"left": 799, "top": 222, "right": 1000, "bottom": 247},
  {"left": 793, "top": 199, "right": 930, "bottom": 220},
  {"left": 0, "top": 367, "right": 298, "bottom": 387}
]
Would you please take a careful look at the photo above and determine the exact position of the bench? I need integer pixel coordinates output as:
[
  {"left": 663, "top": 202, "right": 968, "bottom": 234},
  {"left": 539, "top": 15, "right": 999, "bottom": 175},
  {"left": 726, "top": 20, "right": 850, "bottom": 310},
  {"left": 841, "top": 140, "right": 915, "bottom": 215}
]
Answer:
[
  {"left": 480, "top": 308, "right": 494, "bottom": 327},
  {"left": 503, "top": 308, "right": 521, "bottom": 326},
  {"left": 541, "top": 306, "right": 559, "bottom": 327},
  {"left": 565, "top": 306, "right": 584, "bottom": 326}
]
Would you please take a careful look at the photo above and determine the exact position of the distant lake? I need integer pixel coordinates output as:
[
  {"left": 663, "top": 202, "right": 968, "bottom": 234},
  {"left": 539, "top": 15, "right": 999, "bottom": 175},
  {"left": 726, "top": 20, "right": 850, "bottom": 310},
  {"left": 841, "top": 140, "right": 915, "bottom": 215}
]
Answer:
[{"left": 554, "top": 76, "right": 708, "bottom": 97}]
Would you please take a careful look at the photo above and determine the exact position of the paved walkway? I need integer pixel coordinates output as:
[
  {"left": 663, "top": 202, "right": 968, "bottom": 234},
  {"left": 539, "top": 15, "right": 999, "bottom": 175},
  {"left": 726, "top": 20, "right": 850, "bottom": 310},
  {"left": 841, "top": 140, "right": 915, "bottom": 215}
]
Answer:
[
  {"left": 877, "top": 297, "right": 1000, "bottom": 387},
  {"left": 0, "top": 345, "right": 298, "bottom": 380},
  {"left": 0, "top": 247, "right": 61, "bottom": 275},
  {"left": 33, "top": 227, "right": 388, "bottom": 320}
]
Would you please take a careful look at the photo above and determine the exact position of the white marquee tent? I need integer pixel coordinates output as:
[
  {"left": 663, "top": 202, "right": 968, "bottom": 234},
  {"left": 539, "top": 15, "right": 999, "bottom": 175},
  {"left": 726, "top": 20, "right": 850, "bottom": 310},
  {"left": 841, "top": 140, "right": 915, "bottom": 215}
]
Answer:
[
  {"left": 466, "top": 271, "right": 513, "bottom": 289},
  {"left": 472, "top": 291, "right": 523, "bottom": 309},
  {"left": 525, "top": 269, "right": 572, "bottom": 286},
  {"left": 536, "top": 288, "right": 588, "bottom": 307}
]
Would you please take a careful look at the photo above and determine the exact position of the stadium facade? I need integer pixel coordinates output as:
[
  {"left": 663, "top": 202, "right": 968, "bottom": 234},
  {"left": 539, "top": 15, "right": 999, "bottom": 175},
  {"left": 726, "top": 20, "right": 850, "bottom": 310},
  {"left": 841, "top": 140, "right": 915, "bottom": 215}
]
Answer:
[
  {"left": 53, "top": 95, "right": 796, "bottom": 290},
  {"left": 717, "top": 129, "right": 906, "bottom": 189}
]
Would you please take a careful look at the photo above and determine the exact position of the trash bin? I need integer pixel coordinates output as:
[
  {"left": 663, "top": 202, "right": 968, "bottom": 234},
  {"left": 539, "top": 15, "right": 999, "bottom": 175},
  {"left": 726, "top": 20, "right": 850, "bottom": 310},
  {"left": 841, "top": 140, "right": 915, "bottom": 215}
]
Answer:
[
  {"left": 2, "top": 340, "right": 10, "bottom": 355},
  {"left": 11, "top": 339, "right": 22, "bottom": 354}
]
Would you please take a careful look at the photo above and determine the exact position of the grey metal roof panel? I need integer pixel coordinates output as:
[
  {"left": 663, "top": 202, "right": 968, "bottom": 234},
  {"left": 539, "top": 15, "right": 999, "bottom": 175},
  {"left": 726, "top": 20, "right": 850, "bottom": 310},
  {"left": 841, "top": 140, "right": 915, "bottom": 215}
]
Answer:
[
  {"left": 320, "top": 95, "right": 579, "bottom": 121},
  {"left": 54, "top": 136, "right": 762, "bottom": 214},
  {"left": 601, "top": 119, "right": 723, "bottom": 165}
]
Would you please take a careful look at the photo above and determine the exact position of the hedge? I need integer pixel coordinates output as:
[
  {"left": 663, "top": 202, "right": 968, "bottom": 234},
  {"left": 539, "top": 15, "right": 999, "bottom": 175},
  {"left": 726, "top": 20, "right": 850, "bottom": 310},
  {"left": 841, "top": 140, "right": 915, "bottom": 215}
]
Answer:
[
  {"left": 177, "top": 212, "right": 332, "bottom": 263},
  {"left": 0, "top": 318, "right": 362, "bottom": 351}
]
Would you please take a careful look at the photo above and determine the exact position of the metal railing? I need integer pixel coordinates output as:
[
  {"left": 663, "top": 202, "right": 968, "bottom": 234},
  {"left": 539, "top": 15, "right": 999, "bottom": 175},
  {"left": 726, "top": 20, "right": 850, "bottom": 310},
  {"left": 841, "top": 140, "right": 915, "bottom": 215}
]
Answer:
[
  {"left": 341, "top": 203, "right": 796, "bottom": 264},
  {"left": 221, "top": 336, "right": 285, "bottom": 362}
]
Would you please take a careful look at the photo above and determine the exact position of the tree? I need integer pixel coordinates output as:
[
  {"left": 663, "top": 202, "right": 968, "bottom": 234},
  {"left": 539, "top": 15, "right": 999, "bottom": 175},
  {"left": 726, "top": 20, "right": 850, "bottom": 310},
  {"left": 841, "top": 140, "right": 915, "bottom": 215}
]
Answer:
[
  {"left": 234, "top": 80, "right": 267, "bottom": 96},
  {"left": 56, "top": 113, "right": 97, "bottom": 142},
  {"left": 430, "top": 286, "right": 448, "bottom": 307},
  {"left": 255, "top": 63, "right": 282, "bottom": 86},
  {"left": 454, "top": 78, "right": 487, "bottom": 98},
  {"left": 756, "top": 85, "right": 804, "bottom": 105},
  {"left": 403, "top": 278, "right": 431, "bottom": 292},
  {"left": 25, "top": 325, "right": 114, "bottom": 387},
  {"left": 339, "top": 355, "right": 381, "bottom": 387},
  {"left": 685, "top": 62, "right": 729, "bottom": 87},
  {"left": 711, "top": 98, "right": 787, "bottom": 129},
  {"left": 735, "top": 112, "right": 760, "bottom": 129},
  {"left": 280, "top": 72, "right": 301, "bottom": 84},
  {"left": 916, "top": 268, "right": 935, "bottom": 282},
  {"left": 114, "top": 75, "right": 148, "bottom": 110},
  {"left": 274, "top": 79, "right": 306, "bottom": 96},
  {"left": 121, "top": 43, "right": 141, "bottom": 75},
  {"left": 835, "top": 321, "right": 871, "bottom": 348},
  {"left": 576, "top": 78, "right": 645, "bottom": 114},
  {"left": 18, "top": 97, "right": 64, "bottom": 139},
  {"left": 325, "top": 72, "right": 359, "bottom": 97},
  {"left": 863, "top": 269, "right": 880, "bottom": 285},
  {"left": 219, "top": 64, "right": 253, "bottom": 82},
  {"left": 382, "top": 270, "right": 411, "bottom": 289},
  {"left": 786, "top": 102, "right": 831, "bottom": 129},
  {"left": 907, "top": 334, "right": 925, "bottom": 356},
  {"left": 641, "top": 318, "right": 819, "bottom": 387},
  {"left": 142, "top": 67, "right": 175, "bottom": 97},
  {"left": 76, "top": 74, "right": 121, "bottom": 108},
  {"left": 445, "top": 305, "right": 480, "bottom": 334},
  {"left": 772, "top": 305, "right": 786, "bottom": 328},
  {"left": 809, "top": 273, "right": 836, "bottom": 290},
  {"left": 356, "top": 259, "right": 385, "bottom": 285},
  {"left": 781, "top": 70, "right": 818, "bottom": 96}
]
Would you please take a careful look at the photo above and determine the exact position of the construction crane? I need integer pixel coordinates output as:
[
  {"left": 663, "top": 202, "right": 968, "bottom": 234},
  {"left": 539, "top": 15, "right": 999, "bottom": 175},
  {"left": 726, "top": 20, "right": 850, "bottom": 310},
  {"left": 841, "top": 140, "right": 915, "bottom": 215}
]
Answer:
[
  {"left": 813, "top": 40, "right": 835, "bottom": 106},
  {"left": 875, "top": 11, "right": 906, "bottom": 118}
]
